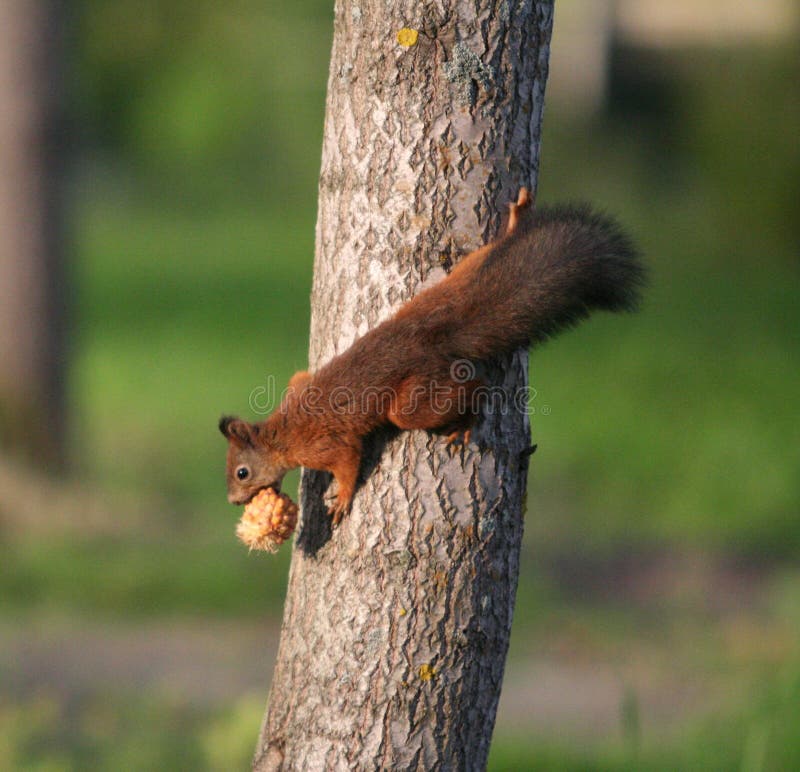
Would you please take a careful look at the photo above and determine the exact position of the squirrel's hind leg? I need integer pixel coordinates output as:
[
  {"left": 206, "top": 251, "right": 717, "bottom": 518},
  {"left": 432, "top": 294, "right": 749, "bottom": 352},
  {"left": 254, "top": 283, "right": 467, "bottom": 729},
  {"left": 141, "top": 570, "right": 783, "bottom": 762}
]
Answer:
[
  {"left": 387, "top": 374, "right": 482, "bottom": 434},
  {"left": 507, "top": 187, "right": 532, "bottom": 233},
  {"left": 288, "top": 370, "right": 312, "bottom": 390},
  {"left": 445, "top": 427, "right": 472, "bottom": 447}
]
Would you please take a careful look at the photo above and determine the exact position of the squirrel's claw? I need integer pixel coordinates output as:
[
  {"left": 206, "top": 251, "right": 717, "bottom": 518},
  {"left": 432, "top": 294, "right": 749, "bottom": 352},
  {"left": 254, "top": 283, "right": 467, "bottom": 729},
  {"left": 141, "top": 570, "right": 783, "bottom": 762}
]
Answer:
[
  {"left": 326, "top": 486, "right": 353, "bottom": 526},
  {"left": 445, "top": 428, "right": 472, "bottom": 447},
  {"left": 327, "top": 498, "right": 351, "bottom": 527}
]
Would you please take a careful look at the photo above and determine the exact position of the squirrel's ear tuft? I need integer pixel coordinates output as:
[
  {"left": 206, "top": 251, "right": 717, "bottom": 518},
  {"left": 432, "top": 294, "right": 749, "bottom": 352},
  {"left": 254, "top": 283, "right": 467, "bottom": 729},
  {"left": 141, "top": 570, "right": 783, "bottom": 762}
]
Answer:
[
  {"left": 219, "top": 415, "right": 257, "bottom": 445},
  {"left": 219, "top": 415, "right": 235, "bottom": 438}
]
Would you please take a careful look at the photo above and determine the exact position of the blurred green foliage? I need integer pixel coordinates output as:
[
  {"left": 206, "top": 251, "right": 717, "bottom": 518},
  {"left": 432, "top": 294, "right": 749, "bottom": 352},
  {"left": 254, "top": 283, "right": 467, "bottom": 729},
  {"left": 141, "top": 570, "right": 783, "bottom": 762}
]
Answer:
[
  {"left": 73, "top": 0, "right": 332, "bottom": 206},
  {"left": 2, "top": 0, "right": 799, "bottom": 767}
]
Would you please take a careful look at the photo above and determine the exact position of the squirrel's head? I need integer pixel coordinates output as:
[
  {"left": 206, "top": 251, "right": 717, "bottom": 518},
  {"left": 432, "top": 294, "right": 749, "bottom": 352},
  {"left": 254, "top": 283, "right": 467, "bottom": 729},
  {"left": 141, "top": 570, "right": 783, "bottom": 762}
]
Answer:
[{"left": 218, "top": 416, "right": 290, "bottom": 505}]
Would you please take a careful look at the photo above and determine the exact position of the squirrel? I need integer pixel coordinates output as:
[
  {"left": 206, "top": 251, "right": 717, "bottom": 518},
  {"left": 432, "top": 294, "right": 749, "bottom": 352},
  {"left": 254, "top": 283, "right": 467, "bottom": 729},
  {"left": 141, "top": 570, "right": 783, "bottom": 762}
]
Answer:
[{"left": 219, "top": 188, "right": 644, "bottom": 523}]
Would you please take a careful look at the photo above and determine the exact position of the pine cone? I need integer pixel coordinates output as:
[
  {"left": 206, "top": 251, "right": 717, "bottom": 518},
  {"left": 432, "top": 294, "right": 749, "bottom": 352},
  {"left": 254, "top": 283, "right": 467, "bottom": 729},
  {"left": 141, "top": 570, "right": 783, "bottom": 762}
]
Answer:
[{"left": 236, "top": 487, "right": 298, "bottom": 553}]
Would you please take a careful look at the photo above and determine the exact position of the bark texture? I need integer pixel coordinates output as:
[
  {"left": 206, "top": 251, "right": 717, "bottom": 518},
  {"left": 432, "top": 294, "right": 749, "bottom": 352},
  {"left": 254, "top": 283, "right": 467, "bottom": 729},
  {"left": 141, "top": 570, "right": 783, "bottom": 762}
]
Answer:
[
  {"left": 0, "top": 0, "right": 66, "bottom": 463},
  {"left": 256, "top": 1, "right": 553, "bottom": 769}
]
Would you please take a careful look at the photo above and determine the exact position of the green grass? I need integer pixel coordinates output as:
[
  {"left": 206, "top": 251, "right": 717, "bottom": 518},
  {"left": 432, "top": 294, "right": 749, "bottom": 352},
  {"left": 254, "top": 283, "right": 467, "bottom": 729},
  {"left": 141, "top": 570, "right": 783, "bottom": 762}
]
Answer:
[
  {"left": 71, "top": 202, "right": 313, "bottom": 507},
  {"left": 4, "top": 667, "right": 800, "bottom": 770},
  {"left": 489, "top": 665, "right": 800, "bottom": 771},
  {"left": 0, "top": 535, "right": 291, "bottom": 619},
  {"left": 0, "top": 690, "right": 259, "bottom": 770}
]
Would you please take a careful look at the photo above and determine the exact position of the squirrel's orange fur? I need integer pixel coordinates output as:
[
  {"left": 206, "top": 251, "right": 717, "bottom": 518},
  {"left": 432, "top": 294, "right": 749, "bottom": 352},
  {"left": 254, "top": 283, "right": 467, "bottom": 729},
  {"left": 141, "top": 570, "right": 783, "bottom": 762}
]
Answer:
[{"left": 220, "top": 189, "right": 644, "bottom": 523}]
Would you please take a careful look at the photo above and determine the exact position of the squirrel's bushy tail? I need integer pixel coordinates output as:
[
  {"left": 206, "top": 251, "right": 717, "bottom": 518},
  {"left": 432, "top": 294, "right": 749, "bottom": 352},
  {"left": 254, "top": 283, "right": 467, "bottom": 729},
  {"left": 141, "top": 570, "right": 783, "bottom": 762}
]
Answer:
[{"left": 448, "top": 204, "right": 645, "bottom": 361}]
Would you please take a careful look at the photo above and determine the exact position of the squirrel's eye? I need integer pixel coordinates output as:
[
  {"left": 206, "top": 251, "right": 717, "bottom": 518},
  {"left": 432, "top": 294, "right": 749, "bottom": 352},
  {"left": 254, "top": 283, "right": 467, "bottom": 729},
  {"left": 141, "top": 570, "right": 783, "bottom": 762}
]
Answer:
[{"left": 236, "top": 466, "right": 250, "bottom": 481}]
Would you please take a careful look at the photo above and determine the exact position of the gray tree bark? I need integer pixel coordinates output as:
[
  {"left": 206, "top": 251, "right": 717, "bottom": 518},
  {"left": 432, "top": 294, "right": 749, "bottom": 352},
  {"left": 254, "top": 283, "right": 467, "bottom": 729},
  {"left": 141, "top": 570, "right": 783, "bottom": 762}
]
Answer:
[
  {"left": 0, "top": 0, "right": 67, "bottom": 465},
  {"left": 255, "top": 1, "right": 553, "bottom": 769}
]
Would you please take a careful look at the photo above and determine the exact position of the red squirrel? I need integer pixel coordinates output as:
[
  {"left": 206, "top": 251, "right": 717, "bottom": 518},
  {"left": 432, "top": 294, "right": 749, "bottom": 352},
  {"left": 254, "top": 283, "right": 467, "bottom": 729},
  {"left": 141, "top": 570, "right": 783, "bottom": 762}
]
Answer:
[{"left": 220, "top": 189, "right": 643, "bottom": 522}]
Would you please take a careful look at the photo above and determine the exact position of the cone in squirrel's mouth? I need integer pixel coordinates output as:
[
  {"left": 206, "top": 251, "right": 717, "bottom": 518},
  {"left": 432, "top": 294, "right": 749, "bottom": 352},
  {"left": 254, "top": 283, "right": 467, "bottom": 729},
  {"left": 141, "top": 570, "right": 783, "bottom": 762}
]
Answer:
[
  {"left": 240, "top": 482, "right": 280, "bottom": 507},
  {"left": 237, "top": 487, "right": 297, "bottom": 553}
]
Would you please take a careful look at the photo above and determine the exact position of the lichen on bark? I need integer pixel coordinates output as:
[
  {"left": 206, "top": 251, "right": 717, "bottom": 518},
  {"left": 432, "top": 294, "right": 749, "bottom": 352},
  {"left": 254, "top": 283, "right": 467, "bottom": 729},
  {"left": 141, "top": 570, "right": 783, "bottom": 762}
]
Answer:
[{"left": 444, "top": 41, "right": 495, "bottom": 107}]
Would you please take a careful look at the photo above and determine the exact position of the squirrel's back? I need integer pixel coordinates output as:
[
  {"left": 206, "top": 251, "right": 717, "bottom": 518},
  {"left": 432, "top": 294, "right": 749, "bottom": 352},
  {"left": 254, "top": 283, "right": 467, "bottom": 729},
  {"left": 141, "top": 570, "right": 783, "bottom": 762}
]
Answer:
[{"left": 312, "top": 200, "right": 644, "bottom": 395}]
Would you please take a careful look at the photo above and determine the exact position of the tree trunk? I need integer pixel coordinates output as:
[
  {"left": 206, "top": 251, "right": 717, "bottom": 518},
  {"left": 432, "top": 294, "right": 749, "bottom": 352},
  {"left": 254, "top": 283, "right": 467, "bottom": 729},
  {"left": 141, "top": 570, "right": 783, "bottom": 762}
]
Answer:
[
  {"left": 0, "top": 0, "right": 67, "bottom": 465},
  {"left": 256, "top": 1, "right": 553, "bottom": 769}
]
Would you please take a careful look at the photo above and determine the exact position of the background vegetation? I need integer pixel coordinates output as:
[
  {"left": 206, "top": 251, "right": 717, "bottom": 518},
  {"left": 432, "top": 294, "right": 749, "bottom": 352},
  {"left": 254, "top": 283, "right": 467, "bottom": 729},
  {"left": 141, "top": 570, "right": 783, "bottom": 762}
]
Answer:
[{"left": 2, "top": 1, "right": 798, "bottom": 768}]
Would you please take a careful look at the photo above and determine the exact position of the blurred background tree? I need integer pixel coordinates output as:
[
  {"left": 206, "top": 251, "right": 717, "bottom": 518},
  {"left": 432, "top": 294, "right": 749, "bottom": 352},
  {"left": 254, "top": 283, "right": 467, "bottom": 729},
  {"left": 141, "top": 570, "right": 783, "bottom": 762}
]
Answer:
[
  {"left": 0, "top": 0, "right": 67, "bottom": 465},
  {"left": 1, "top": 0, "right": 799, "bottom": 769}
]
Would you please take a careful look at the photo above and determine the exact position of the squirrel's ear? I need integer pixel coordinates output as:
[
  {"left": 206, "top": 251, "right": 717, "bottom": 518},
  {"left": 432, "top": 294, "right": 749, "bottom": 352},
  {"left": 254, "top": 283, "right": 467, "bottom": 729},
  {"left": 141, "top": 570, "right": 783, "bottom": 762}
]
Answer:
[
  {"left": 219, "top": 416, "right": 257, "bottom": 446},
  {"left": 219, "top": 415, "right": 235, "bottom": 438}
]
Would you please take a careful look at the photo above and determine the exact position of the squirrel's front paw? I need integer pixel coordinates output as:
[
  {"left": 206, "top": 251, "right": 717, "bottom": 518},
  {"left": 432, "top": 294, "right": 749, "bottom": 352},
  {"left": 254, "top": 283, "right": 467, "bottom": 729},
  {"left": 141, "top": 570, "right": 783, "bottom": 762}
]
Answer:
[
  {"left": 323, "top": 485, "right": 353, "bottom": 526},
  {"left": 327, "top": 496, "right": 351, "bottom": 527}
]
